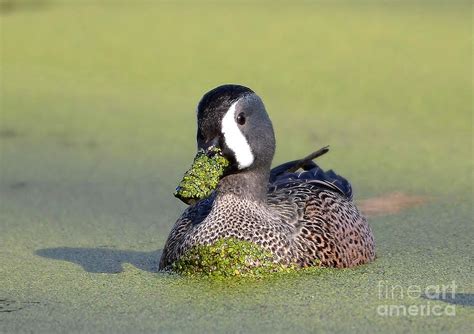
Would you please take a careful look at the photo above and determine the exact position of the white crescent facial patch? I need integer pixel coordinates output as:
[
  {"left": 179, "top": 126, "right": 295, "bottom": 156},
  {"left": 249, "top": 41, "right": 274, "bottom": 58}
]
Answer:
[{"left": 221, "top": 100, "right": 254, "bottom": 169}]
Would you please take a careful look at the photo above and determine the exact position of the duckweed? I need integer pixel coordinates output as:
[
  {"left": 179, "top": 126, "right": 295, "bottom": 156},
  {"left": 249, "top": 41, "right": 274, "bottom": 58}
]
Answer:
[
  {"left": 171, "top": 238, "right": 307, "bottom": 278},
  {"left": 174, "top": 147, "right": 229, "bottom": 204}
]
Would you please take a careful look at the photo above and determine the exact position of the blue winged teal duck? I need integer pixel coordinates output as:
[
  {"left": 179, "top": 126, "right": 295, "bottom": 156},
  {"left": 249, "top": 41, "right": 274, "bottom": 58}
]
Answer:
[{"left": 159, "top": 84, "right": 375, "bottom": 270}]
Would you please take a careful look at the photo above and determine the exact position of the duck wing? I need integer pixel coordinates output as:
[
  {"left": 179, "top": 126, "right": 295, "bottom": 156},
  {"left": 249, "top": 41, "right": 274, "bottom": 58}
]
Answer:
[
  {"left": 269, "top": 146, "right": 353, "bottom": 200},
  {"left": 267, "top": 148, "right": 375, "bottom": 268}
]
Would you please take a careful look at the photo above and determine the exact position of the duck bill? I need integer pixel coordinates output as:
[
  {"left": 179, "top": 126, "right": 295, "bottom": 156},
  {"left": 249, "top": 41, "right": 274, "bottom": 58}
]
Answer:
[{"left": 174, "top": 147, "right": 230, "bottom": 205}]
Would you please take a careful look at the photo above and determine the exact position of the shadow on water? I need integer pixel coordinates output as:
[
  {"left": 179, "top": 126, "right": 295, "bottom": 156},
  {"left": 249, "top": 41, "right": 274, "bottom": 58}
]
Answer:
[
  {"left": 35, "top": 247, "right": 162, "bottom": 274},
  {"left": 422, "top": 293, "right": 474, "bottom": 307}
]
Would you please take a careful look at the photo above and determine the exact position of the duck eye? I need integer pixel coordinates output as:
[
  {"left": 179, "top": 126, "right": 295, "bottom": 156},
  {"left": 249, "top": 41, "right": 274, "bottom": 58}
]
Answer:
[{"left": 237, "top": 113, "right": 246, "bottom": 125}]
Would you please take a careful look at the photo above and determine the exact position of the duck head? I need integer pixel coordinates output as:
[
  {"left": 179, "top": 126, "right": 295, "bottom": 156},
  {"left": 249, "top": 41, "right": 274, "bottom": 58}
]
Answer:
[{"left": 175, "top": 84, "right": 276, "bottom": 204}]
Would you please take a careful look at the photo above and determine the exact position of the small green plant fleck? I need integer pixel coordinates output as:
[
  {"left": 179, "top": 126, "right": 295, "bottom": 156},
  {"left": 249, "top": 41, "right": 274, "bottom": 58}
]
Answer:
[
  {"left": 174, "top": 147, "right": 229, "bottom": 204},
  {"left": 171, "top": 238, "right": 300, "bottom": 278}
]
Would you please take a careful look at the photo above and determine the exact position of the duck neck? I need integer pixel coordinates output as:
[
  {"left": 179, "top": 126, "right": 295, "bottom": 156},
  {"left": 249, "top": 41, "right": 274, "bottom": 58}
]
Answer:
[{"left": 216, "top": 168, "right": 269, "bottom": 204}]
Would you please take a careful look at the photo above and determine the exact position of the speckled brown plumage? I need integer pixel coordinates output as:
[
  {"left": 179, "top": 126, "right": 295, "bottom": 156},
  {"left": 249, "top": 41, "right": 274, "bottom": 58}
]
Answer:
[{"left": 159, "top": 160, "right": 375, "bottom": 270}]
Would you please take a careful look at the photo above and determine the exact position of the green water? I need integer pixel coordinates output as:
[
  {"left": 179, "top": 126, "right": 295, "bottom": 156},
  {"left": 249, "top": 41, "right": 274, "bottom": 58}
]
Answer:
[{"left": 0, "top": 1, "right": 472, "bottom": 333}]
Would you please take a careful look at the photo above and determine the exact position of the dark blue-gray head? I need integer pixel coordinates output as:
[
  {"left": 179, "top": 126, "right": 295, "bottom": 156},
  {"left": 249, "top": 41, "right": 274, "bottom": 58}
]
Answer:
[{"left": 196, "top": 84, "right": 276, "bottom": 174}]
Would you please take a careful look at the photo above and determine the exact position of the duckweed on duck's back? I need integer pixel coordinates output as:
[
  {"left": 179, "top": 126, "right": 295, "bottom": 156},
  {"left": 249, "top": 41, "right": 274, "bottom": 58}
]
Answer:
[
  {"left": 174, "top": 147, "right": 229, "bottom": 204},
  {"left": 172, "top": 238, "right": 304, "bottom": 278}
]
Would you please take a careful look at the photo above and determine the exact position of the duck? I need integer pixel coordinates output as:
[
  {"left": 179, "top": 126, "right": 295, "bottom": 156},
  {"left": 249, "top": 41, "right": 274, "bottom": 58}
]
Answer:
[{"left": 159, "top": 84, "right": 375, "bottom": 270}]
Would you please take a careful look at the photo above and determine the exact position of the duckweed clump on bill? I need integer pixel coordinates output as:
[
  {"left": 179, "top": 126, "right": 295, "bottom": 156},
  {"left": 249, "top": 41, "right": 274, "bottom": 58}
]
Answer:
[
  {"left": 171, "top": 238, "right": 302, "bottom": 278},
  {"left": 174, "top": 147, "right": 229, "bottom": 204}
]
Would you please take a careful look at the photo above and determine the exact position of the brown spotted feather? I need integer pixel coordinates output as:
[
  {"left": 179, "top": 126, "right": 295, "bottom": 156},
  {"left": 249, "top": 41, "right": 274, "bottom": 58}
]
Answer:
[{"left": 159, "top": 175, "right": 375, "bottom": 270}]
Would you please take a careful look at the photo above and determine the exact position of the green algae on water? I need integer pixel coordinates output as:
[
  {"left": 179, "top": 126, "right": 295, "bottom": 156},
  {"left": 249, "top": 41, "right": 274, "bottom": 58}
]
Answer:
[
  {"left": 174, "top": 147, "right": 229, "bottom": 204},
  {"left": 171, "top": 238, "right": 302, "bottom": 278}
]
